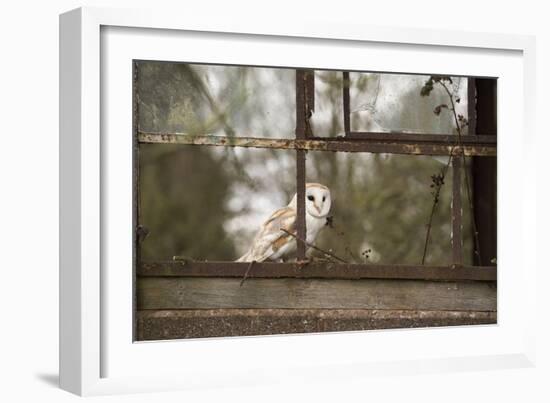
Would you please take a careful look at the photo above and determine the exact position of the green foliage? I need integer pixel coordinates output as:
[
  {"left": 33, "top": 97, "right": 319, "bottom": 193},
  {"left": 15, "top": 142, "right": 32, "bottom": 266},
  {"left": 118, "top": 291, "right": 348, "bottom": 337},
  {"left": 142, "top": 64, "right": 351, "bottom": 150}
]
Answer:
[
  {"left": 137, "top": 62, "right": 237, "bottom": 260},
  {"left": 309, "top": 153, "right": 472, "bottom": 265},
  {"left": 140, "top": 145, "right": 236, "bottom": 260}
]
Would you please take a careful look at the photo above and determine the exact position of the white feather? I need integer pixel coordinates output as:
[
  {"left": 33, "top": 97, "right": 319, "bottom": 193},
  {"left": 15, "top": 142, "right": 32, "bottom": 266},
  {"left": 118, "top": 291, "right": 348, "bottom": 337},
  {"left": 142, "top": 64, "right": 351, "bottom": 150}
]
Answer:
[{"left": 237, "top": 183, "right": 331, "bottom": 262}]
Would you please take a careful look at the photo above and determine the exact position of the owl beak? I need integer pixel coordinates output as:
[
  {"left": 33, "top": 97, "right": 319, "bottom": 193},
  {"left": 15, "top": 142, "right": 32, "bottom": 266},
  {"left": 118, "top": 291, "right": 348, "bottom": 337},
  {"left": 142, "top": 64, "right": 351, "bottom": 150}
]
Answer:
[{"left": 314, "top": 203, "right": 322, "bottom": 214}]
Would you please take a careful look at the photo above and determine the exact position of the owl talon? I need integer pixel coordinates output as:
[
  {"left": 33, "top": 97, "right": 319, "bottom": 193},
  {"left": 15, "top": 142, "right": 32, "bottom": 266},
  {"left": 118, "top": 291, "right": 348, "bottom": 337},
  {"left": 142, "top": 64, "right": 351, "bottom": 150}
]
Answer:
[{"left": 295, "top": 259, "right": 310, "bottom": 267}]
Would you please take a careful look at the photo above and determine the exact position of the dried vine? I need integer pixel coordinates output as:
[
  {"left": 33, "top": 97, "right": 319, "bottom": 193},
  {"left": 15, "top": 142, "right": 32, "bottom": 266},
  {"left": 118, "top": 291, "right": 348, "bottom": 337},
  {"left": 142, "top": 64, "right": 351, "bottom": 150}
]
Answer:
[
  {"left": 280, "top": 229, "right": 348, "bottom": 264},
  {"left": 420, "top": 76, "right": 482, "bottom": 265}
]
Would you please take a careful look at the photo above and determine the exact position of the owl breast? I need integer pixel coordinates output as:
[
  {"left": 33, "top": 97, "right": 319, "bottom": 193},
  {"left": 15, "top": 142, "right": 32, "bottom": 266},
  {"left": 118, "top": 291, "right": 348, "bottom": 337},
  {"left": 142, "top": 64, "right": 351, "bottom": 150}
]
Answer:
[{"left": 306, "top": 214, "right": 327, "bottom": 245}]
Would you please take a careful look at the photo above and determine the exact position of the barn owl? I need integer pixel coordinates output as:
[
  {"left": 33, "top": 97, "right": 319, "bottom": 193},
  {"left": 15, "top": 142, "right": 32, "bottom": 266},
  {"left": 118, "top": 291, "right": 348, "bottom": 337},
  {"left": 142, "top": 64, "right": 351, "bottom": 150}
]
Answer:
[{"left": 236, "top": 183, "right": 331, "bottom": 262}]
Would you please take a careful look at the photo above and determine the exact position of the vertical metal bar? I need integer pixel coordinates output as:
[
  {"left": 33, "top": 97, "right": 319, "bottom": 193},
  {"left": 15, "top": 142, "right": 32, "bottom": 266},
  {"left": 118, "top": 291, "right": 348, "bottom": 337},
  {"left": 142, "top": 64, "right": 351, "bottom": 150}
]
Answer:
[
  {"left": 467, "top": 78, "right": 477, "bottom": 135},
  {"left": 451, "top": 76, "right": 471, "bottom": 265},
  {"left": 452, "top": 156, "right": 463, "bottom": 265},
  {"left": 132, "top": 61, "right": 140, "bottom": 340},
  {"left": 306, "top": 70, "right": 315, "bottom": 115},
  {"left": 296, "top": 70, "right": 306, "bottom": 138},
  {"left": 295, "top": 70, "right": 307, "bottom": 260},
  {"left": 305, "top": 70, "right": 315, "bottom": 137},
  {"left": 296, "top": 150, "right": 306, "bottom": 260},
  {"left": 342, "top": 71, "right": 351, "bottom": 135},
  {"left": 472, "top": 78, "right": 497, "bottom": 266}
]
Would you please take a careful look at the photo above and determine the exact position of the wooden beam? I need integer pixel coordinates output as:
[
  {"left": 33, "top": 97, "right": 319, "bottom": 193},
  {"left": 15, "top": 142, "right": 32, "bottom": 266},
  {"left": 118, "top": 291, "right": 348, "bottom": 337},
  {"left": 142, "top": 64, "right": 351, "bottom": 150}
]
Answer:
[
  {"left": 137, "top": 277, "right": 497, "bottom": 311},
  {"left": 138, "top": 261, "right": 497, "bottom": 281}
]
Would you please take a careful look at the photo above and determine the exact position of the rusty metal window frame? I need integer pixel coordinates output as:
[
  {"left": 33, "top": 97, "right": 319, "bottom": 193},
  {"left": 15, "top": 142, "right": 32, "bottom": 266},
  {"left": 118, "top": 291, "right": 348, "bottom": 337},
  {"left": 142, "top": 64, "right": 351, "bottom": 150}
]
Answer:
[{"left": 134, "top": 64, "right": 497, "bottom": 283}]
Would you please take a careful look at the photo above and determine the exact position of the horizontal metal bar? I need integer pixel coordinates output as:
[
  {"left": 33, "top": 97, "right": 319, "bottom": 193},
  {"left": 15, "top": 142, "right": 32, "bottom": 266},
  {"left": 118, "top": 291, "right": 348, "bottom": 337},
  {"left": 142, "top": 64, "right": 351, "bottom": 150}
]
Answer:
[
  {"left": 139, "top": 132, "right": 496, "bottom": 156},
  {"left": 138, "top": 261, "right": 497, "bottom": 281},
  {"left": 347, "top": 131, "right": 496, "bottom": 144}
]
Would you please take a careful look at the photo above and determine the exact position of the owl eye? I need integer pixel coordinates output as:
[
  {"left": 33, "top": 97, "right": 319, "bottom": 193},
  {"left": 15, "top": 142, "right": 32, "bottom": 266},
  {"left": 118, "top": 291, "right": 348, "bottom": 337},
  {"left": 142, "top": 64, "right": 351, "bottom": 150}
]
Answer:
[
  {"left": 307, "top": 195, "right": 314, "bottom": 201},
  {"left": 322, "top": 196, "right": 326, "bottom": 202}
]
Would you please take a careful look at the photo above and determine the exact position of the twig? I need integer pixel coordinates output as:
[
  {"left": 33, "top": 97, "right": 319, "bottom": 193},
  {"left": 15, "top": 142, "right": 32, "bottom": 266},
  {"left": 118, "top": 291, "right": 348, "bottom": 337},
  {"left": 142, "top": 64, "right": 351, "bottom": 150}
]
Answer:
[
  {"left": 421, "top": 79, "right": 460, "bottom": 264},
  {"left": 421, "top": 147, "right": 456, "bottom": 264},
  {"left": 280, "top": 229, "right": 348, "bottom": 263},
  {"left": 421, "top": 77, "right": 483, "bottom": 265},
  {"left": 345, "top": 246, "right": 360, "bottom": 264},
  {"left": 327, "top": 220, "right": 360, "bottom": 263},
  {"left": 172, "top": 255, "right": 195, "bottom": 262},
  {"left": 438, "top": 82, "right": 483, "bottom": 265},
  {"left": 239, "top": 260, "right": 255, "bottom": 287}
]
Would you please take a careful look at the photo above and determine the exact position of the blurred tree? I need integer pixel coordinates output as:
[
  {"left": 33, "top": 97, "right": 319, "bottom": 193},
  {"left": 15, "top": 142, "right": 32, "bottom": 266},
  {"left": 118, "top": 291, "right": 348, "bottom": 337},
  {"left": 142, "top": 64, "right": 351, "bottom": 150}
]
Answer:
[
  {"left": 140, "top": 144, "right": 236, "bottom": 260},
  {"left": 137, "top": 62, "right": 236, "bottom": 260},
  {"left": 308, "top": 71, "right": 472, "bottom": 265},
  {"left": 136, "top": 62, "right": 474, "bottom": 265},
  {"left": 310, "top": 152, "right": 473, "bottom": 265}
]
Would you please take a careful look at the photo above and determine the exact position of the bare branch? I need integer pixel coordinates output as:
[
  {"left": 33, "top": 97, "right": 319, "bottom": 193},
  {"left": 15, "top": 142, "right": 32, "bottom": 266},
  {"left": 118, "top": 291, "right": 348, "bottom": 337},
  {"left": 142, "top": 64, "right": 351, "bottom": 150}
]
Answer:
[
  {"left": 422, "top": 78, "right": 483, "bottom": 265},
  {"left": 280, "top": 229, "right": 348, "bottom": 264},
  {"left": 437, "top": 81, "right": 483, "bottom": 265},
  {"left": 239, "top": 260, "right": 256, "bottom": 287}
]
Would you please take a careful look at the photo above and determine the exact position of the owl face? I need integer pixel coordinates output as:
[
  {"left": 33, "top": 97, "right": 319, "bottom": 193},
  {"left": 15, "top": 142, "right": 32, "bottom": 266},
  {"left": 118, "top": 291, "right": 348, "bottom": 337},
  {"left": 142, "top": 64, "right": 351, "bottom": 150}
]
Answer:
[
  {"left": 288, "top": 183, "right": 331, "bottom": 218},
  {"left": 305, "top": 183, "right": 331, "bottom": 218}
]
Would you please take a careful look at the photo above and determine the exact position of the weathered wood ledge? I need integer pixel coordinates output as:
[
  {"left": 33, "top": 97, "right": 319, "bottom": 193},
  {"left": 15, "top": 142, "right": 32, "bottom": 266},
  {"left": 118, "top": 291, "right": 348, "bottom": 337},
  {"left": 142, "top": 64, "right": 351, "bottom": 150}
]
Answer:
[
  {"left": 138, "top": 261, "right": 497, "bottom": 281},
  {"left": 136, "top": 308, "right": 497, "bottom": 340}
]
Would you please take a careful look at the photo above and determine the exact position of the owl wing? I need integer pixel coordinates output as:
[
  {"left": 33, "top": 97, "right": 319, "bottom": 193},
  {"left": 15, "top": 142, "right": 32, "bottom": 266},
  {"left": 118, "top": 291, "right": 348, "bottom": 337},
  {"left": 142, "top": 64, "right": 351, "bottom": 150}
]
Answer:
[{"left": 237, "top": 207, "right": 296, "bottom": 262}]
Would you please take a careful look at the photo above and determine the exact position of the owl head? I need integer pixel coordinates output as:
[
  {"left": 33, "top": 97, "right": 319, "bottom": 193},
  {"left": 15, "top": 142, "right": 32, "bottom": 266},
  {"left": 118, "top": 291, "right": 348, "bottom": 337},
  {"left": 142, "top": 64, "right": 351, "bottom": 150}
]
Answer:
[{"left": 288, "top": 183, "right": 331, "bottom": 218}]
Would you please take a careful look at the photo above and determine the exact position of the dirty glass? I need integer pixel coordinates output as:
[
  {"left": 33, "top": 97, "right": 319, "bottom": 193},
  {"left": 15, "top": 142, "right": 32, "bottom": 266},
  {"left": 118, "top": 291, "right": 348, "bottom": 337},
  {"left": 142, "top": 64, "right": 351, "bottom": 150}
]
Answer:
[
  {"left": 137, "top": 61, "right": 296, "bottom": 138},
  {"left": 312, "top": 71, "right": 470, "bottom": 136},
  {"left": 137, "top": 62, "right": 475, "bottom": 264}
]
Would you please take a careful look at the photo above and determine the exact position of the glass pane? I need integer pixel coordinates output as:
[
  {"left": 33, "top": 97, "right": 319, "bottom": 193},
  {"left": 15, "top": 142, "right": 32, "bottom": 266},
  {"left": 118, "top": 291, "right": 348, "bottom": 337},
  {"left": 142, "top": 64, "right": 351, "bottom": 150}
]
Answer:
[
  {"left": 310, "top": 71, "right": 470, "bottom": 136},
  {"left": 136, "top": 61, "right": 296, "bottom": 138},
  {"left": 349, "top": 73, "right": 469, "bottom": 135},
  {"left": 310, "top": 70, "right": 345, "bottom": 137},
  {"left": 139, "top": 144, "right": 296, "bottom": 261},
  {"left": 305, "top": 151, "right": 474, "bottom": 265}
]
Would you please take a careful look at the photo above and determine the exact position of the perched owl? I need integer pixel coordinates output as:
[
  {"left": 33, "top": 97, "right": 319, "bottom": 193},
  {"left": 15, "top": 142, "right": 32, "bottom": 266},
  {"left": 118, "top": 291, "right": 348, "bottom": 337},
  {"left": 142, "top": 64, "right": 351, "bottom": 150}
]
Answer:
[{"left": 236, "top": 183, "right": 331, "bottom": 262}]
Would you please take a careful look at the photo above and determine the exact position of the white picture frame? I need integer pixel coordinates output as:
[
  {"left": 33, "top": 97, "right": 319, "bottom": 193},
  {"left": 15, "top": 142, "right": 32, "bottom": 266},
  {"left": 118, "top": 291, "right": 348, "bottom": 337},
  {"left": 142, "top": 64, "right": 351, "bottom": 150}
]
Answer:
[{"left": 60, "top": 6, "right": 537, "bottom": 396}]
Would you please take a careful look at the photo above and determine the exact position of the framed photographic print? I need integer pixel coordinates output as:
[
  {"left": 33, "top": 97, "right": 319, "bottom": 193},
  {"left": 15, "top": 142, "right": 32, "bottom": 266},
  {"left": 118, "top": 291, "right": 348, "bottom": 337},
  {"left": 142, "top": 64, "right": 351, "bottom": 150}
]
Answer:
[
  {"left": 60, "top": 6, "right": 536, "bottom": 396},
  {"left": 134, "top": 62, "right": 497, "bottom": 341}
]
